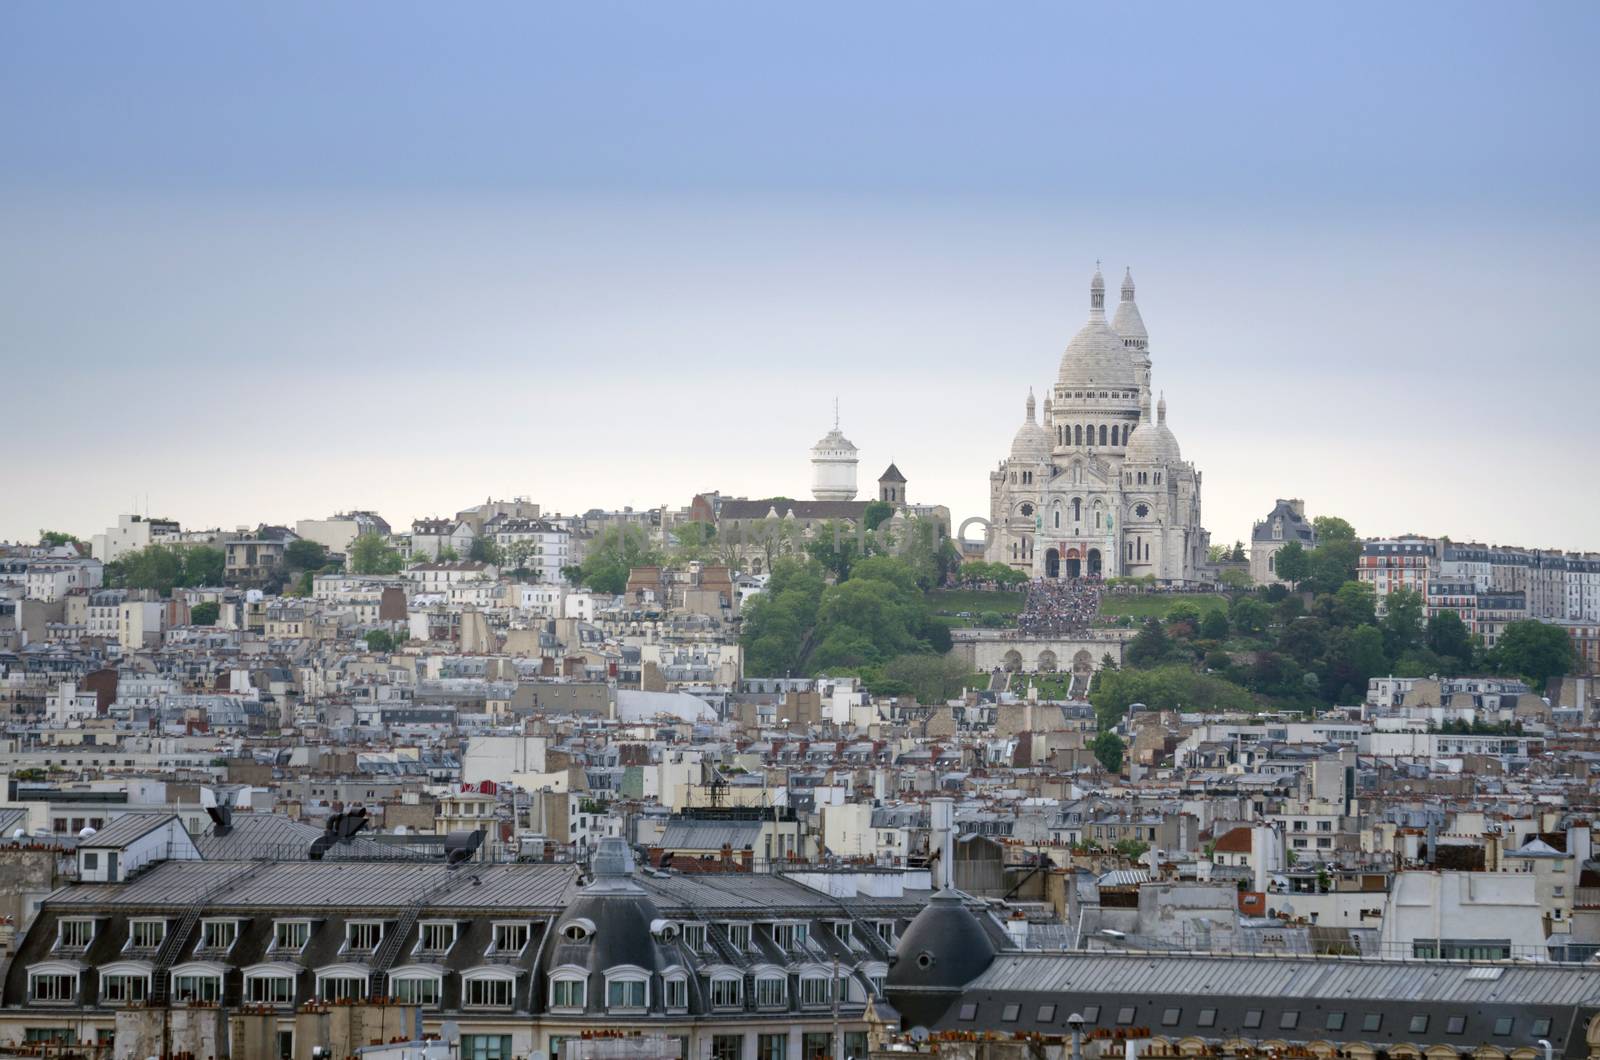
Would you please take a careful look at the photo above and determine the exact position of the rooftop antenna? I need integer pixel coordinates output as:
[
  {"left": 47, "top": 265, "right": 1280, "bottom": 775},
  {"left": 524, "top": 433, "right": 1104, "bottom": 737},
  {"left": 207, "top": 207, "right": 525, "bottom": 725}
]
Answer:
[{"left": 832, "top": 397, "right": 839, "bottom": 431}]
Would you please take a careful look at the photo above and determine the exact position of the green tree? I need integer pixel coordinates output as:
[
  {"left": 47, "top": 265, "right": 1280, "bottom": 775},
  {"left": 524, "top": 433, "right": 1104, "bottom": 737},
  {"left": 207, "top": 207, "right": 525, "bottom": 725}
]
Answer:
[
  {"left": 180, "top": 545, "right": 225, "bottom": 587},
  {"left": 670, "top": 521, "right": 717, "bottom": 561},
  {"left": 1219, "top": 568, "right": 1253, "bottom": 591},
  {"left": 1092, "top": 731, "right": 1125, "bottom": 774},
  {"left": 110, "top": 544, "right": 184, "bottom": 595},
  {"left": 469, "top": 536, "right": 501, "bottom": 565},
  {"left": 436, "top": 545, "right": 460, "bottom": 562},
  {"left": 1090, "top": 664, "right": 1256, "bottom": 730},
  {"left": 1126, "top": 618, "right": 1174, "bottom": 668},
  {"left": 1312, "top": 516, "right": 1357, "bottom": 543},
  {"left": 1229, "top": 597, "right": 1271, "bottom": 636},
  {"left": 1326, "top": 581, "right": 1377, "bottom": 628},
  {"left": 1272, "top": 541, "right": 1310, "bottom": 588},
  {"left": 1198, "top": 610, "right": 1230, "bottom": 640},
  {"left": 1304, "top": 535, "right": 1360, "bottom": 596},
  {"left": 1381, "top": 588, "right": 1425, "bottom": 660},
  {"left": 1166, "top": 602, "right": 1202, "bottom": 633},
  {"left": 882, "top": 653, "right": 971, "bottom": 704},
  {"left": 284, "top": 539, "right": 329, "bottom": 571},
  {"left": 1425, "top": 610, "right": 1473, "bottom": 666},
  {"left": 1490, "top": 620, "right": 1574, "bottom": 689},
  {"left": 349, "top": 534, "right": 404, "bottom": 575},
  {"left": 738, "top": 559, "right": 826, "bottom": 676},
  {"left": 365, "top": 629, "right": 396, "bottom": 653},
  {"left": 573, "top": 526, "right": 663, "bottom": 594},
  {"left": 805, "top": 520, "right": 874, "bottom": 581},
  {"left": 189, "top": 601, "right": 220, "bottom": 626},
  {"left": 862, "top": 501, "right": 893, "bottom": 532},
  {"left": 1229, "top": 541, "right": 1246, "bottom": 563},
  {"left": 39, "top": 530, "right": 86, "bottom": 551}
]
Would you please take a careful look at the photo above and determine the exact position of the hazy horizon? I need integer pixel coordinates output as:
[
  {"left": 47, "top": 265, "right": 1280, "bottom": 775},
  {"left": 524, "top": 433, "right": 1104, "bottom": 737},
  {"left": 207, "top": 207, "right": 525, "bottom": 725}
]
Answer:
[{"left": 4, "top": 2, "right": 1597, "bottom": 552}]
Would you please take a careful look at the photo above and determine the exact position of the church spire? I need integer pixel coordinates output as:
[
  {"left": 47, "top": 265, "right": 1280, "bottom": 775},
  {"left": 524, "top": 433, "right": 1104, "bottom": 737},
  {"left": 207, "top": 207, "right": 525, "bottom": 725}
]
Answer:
[
  {"left": 1121, "top": 267, "right": 1136, "bottom": 302},
  {"left": 1025, "top": 388, "right": 1036, "bottom": 423},
  {"left": 1157, "top": 391, "right": 1167, "bottom": 424},
  {"left": 1090, "top": 264, "right": 1106, "bottom": 316}
]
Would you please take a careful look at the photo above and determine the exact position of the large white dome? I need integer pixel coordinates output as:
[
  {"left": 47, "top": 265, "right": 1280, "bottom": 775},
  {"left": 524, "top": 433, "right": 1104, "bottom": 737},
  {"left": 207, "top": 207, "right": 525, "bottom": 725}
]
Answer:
[{"left": 1058, "top": 318, "right": 1136, "bottom": 389}]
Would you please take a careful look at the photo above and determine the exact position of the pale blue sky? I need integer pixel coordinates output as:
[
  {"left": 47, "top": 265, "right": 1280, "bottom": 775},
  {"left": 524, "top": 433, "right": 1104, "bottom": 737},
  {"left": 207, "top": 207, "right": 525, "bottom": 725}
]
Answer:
[{"left": 2, "top": 2, "right": 1596, "bottom": 549}]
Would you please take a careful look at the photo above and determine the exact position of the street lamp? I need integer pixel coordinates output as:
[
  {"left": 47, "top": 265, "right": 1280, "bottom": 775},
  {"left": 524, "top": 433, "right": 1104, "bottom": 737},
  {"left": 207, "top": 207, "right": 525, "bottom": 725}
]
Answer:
[{"left": 1066, "top": 1012, "right": 1085, "bottom": 1060}]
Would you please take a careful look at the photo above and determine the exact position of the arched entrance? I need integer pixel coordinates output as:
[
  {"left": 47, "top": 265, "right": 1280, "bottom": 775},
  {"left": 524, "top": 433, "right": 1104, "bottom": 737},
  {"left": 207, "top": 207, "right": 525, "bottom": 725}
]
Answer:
[
  {"left": 1037, "top": 650, "right": 1058, "bottom": 672},
  {"left": 1044, "top": 548, "right": 1060, "bottom": 578},
  {"left": 1072, "top": 649, "right": 1093, "bottom": 673},
  {"left": 1002, "top": 650, "right": 1023, "bottom": 673},
  {"left": 1087, "top": 548, "right": 1102, "bottom": 576},
  {"left": 1065, "top": 548, "right": 1081, "bottom": 579}
]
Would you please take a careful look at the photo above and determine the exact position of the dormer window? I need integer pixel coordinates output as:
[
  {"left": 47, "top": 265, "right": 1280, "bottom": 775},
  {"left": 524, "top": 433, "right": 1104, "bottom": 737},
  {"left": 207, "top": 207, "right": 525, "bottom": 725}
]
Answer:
[
  {"left": 605, "top": 967, "right": 649, "bottom": 1012},
  {"left": 723, "top": 923, "right": 751, "bottom": 951},
  {"left": 128, "top": 919, "right": 166, "bottom": 950},
  {"left": 418, "top": 921, "right": 457, "bottom": 954},
  {"left": 346, "top": 921, "right": 384, "bottom": 952},
  {"left": 491, "top": 921, "right": 530, "bottom": 956},
  {"left": 57, "top": 919, "right": 95, "bottom": 951},
  {"left": 550, "top": 968, "right": 587, "bottom": 1011},
  {"left": 681, "top": 923, "right": 708, "bottom": 953},
  {"left": 273, "top": 920, "right": 311, "bottom": 952},
  {"left": 28, "top": 966, "right": 79, "bottom": 1004},
  {"left": 200, "top": 919, "right": 238, "bottom": 952},
  {"left": 560, "top": 918, "right": 595, "bottom": 943}
]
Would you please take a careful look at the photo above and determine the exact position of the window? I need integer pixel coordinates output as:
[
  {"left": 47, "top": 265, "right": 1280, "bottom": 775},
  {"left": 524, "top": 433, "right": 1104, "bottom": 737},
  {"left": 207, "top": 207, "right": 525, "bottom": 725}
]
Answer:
[
  {"left": 958, "top": 1003, "right": 977, "bottom": 1021},
  {"left": 129, "top": 920, "right": 166, "bottom": 949},
  {"left": 312, "top": 973, "right": 362, "bottom": 1001},
  {"left": 346, "top": 921, "right": 384, "bottom": 951},
  {"left": 1446, "top": 1015, "right": 1466, "bottom": 1035},
  {"left": 709, "top": 976, "right": 742, "bottom": 1008},
  {"left": 1279, "top": 1011, "right": 1299, "bottom": 1030},
  {"left": 1037, "top": 1005, "right": 1056, "bottom": 1023},
  {"left": 201, "top": 920, "right": 237, "bottom": 951},
  {"left": 801, "top": 1033, "right": 832, "bottom": 1060},
  {"left": 172, "top": 973, "right": 222, "bottom": 1003},
  {"left": 875, "top": 920, "right": 895, "bottom": 945},
  {"left": 725, "top": 923, "right": 751, "bottom": 950},
  {"left": 1493, "top": 1017, "right": 1514, "bottom": 1036},
  {"left": 1532, "top": 1019, "right": 1552, "bottom": 1037},
  {"left": 462, "top": 1036, "right": 514, "bottom": 1060},
  {"left": 1001, "top": 1003, "right": 1021, "bottom": 1022},
  {"left": 1362, "top": 1013, "right": 1382, "bottom": 1032},
  {"left": 419, "top": 922, "right": 456, "bottom": 953},
  {"left": 83, "top": 852, "right": 98, "bottom": 870},
  {"left": 1117, "top": 1007, "right": 1136, "bottom": 1025},
  {"left": 1408, "top": 1014, "right": 1428, "bottom": 1034},
  {"left": 1326, "top": 1012, "right": 1346, "bottom": 1031},
  {"left": 682, "top": 923, "right": 708, "bottom": 952},
  {"left": 1161, "top": 1008, "right": 1181, "bottom": 1027},
  {"left": 711, "top": 1036, "right": 743, "bottom": 1060},
  {"left": 30, "top": 973, "right": 77, "bottom": 1002},
  {"left": 274, "top": 921, "right": 311, "bottom": 952},
  {"left": 757, "top": 1034, "right": 787, "bottom": 1060},
  {"left": 1082, "top": 1005, "right": 1100, "bottom": 1024},
  {"left": 492, "top": 922, "right": 529, "bottom": 954},
  {"left": 607, "top": 977, "right": 646, "bottom": 1010},
  {"left": 464, "top": 976, "right": 514, "bottom": 1008},
  {"left": 102, "top": 973, "right": 149, "bottom": 1004},
  {"left": 801, "top": 976, "right": 832, "bottom": 1007},
  {"left": 664, "top": 976, "right": 688, "bottom": 1010},
  {"left": 551, "top": 977, "right": 586, "bottom": 1010},
  {"left": 246, "top": 975, "right": 294, "bottom": 1005},
  {"left": 756, "top": 975, "right": 786, "bottom": 1008},
  {"left": 393, "top": 976, "right": 441, "bottom": 1006},
  {"left": 772, "top": 922, "right": 808, "bottom": 949},
  {"left": 58, "top": 920, "right": 95, "bottom": 949},
  {"left": 1243, "top": 1010, "right": 1263, "bottom": 1029}
]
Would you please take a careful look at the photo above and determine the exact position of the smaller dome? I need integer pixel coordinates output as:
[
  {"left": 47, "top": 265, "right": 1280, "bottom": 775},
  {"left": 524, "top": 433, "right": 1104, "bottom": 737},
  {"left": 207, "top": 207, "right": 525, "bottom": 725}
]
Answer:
[
  {"left": 886, "top": 891, "right": 998, "bottom": 993},
  {"left": 1009, "top": 391, "right": 1051, "bottom": 464},
  {"left": 1155, "top": 394, "right": 1182, "bottom": 462},
  {"left": 1125, "top": 394, "right": 1179, "bottom": 465}
]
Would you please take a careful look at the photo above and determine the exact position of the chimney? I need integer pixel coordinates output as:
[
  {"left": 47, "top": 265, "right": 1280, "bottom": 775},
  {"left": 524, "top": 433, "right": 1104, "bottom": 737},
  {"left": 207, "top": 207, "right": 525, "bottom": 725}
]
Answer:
[
  {"left": 1287, "top": 499, "right": 1306, "bottom": 517},
  {"left": 931, "top": 797, "right": 955, "bottom": 892}
]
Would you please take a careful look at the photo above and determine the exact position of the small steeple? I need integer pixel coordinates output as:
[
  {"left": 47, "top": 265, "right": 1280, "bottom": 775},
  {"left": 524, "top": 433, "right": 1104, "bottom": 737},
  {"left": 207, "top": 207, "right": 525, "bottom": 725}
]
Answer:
[
  {"left": 1025, "top": 388, "right": 1036, "bottom": 423},
  {"left": 1090, "top": 264, "right": 1106, "bottom": 315},
  {"left": 1157, "top": 392, "right": 1167, "bottom": 424},
  {"left": 1121, "top": 267, "right": 1136, "bottom": 302}
]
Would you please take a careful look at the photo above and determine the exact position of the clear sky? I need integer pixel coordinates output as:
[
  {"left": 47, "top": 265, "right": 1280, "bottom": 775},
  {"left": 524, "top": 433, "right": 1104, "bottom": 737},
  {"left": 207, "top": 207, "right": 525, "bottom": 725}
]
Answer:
[{"left": 3, "top": 2, "right": 1597, "bottom": 550}]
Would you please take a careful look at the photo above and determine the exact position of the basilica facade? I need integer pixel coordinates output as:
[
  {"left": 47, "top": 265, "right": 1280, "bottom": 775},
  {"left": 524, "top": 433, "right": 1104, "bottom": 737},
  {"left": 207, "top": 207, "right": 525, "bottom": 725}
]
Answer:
[{"left": 986, "top": 267, "right": 1209, "bottom": 583}]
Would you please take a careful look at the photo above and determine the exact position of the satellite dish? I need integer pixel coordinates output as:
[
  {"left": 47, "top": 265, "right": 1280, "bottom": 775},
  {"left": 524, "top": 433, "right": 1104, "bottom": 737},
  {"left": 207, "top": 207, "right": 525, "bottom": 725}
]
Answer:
[
  {"left": 909, "top": 1028, "right": 930, "bottom": 1043},
  {"left": 11, "top": 828, "right": 24, "bottom": 839},
  {"left": 394, "top": 825, "right": 411, "bottom": 836},
  {"left": 78, "top": 826, "right": 96, "bottom": 839},
  {"left": 440, "top": 1022, "right": 460, "bottom": 1044}
]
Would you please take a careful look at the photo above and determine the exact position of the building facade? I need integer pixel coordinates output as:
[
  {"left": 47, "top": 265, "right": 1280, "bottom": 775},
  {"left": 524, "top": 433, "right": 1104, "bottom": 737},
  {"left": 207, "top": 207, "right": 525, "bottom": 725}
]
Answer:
[{"left": 987, "top": 268, "right": 1207, "bottom": 583}]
